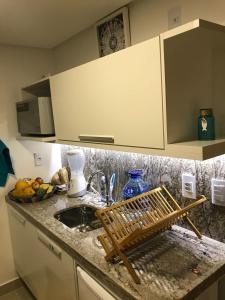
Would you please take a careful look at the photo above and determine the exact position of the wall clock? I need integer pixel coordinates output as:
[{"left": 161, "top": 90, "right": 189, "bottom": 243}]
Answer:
[{"left": 96, "top": 7, "right": 130, "bottom": 57}]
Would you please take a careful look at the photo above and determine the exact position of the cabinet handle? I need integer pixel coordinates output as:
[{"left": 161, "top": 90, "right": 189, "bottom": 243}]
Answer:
[
  {"left": 38, "top": 231, "right": 62, "bottom": 259},
  {"left": 79, "top": 135, "right": 114, "bottom": 143},
  {"left": 50, "top": 244, "right": 62, "bottom": 257},
  {"left": 38, "top": 231, "right": 49, "bottom": 247},
  {"left": 11, "top": 210, "right": 26, "bottom": 225}
]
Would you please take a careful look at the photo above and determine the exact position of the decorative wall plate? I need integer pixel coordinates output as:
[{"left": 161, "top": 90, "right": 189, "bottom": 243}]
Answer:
[{"left": 96, "top": 7, "right": 130, "bottom": 57}]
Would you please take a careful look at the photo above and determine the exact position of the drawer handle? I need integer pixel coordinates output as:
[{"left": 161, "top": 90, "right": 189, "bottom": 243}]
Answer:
[
  {"left": 38, "top": 232, "right": 62, "bottom": 259},
  {"left": 50, "top": 244, "right": 62, "bottom": 258},
  {"left": 38, "top": 232, "right": 50, "bottom": 248},
  {"left": 79, "top": 135, "right": 114, "bottom": 143}
]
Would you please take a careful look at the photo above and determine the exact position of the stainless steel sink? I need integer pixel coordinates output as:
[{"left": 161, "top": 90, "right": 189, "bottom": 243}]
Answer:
[{"left": 54, "top": 205, "right": 103, "bottom": 232}]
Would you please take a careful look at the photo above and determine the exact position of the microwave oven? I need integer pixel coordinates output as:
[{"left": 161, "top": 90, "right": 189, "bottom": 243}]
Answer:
[{"left": 16, "top": 97, "right": 55, "bottom": 136}]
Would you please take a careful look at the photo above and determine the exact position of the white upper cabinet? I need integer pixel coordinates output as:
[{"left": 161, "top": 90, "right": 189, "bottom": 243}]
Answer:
[
  {"left": 50, "top": 19, "right": 225, "bottom": 160},
  {"left": 161, "top": 19, "right": 225, "bottom": 160},
  {"left": 50, "top": 36, "right": 164, "bottom": 149}
]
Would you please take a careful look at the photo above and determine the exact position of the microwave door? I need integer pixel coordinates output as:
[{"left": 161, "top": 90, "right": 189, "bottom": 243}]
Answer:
[{"left": 17, "top": 100, "right": 41, "bottom": 135}]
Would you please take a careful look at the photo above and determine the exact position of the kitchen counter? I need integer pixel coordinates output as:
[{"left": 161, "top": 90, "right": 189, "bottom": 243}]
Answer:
[{"left": 6, "top": 193, "right": 225, "bottom": 300}]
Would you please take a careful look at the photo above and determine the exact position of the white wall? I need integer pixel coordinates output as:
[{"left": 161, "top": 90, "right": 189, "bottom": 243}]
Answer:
[
  {"left": 53, "top": 26, "right": 99, "bottom": 74},
  {"left": 53, "top": 0, "right": 225, "bottom": 73},
  {"left": 0, "top": 45, "right": 61, "bottom": 286},
  {"left": 129, "top": 0, "right": 225, "bottom": 44}
]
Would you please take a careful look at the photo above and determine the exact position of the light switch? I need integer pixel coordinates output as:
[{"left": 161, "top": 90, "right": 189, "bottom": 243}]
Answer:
[
  {"left": 182, "top": 173, "right": 196, "bottom": 199},
  {"left": 211, "top": 178, "right": 225, "bottom": 206},
  {"left": 168, "top": 6, "right": 182, "bottom": 29},
  {"left": 33, "top": 153, "right": 43, "bottom": 166}
]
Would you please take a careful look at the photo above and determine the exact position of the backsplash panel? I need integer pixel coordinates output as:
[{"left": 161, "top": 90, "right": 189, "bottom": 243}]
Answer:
[{"left": 61, "top": 145, "right": 225, "bottom": 242}]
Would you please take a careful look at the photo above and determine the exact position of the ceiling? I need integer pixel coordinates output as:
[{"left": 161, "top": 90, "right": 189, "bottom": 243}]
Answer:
[{"left": 0, "top": 0, "right": 133, "bottom": 49}]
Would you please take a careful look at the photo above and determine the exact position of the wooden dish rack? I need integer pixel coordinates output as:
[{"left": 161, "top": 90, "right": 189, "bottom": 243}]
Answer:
[{"left": 96, "top": 186, "right": 206, "bottom": 284}]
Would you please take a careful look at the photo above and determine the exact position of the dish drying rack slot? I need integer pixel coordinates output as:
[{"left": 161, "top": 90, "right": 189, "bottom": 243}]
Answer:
[{"left": 96, "top": 185, "right": 206, "bottom": 284}]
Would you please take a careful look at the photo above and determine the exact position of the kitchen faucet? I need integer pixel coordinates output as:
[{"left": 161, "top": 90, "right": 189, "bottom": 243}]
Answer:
[{"left": 87, "top": 170, "right": 115, "bottom": 206}]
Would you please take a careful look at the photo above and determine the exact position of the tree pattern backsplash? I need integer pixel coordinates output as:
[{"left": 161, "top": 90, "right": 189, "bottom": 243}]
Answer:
[{"left": 61, "top": 145, "right": 225, "bottom": 242}]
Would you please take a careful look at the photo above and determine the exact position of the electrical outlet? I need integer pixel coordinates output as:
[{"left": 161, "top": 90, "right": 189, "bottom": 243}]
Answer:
[
  {"left": 33, "top": 153, "right": 43, "bottom": 166},
  {"left": 168, "top": 6, "right": 181, "bottom": 29},
  {"left": 211, "top": 178, "right": 225, "bottom": 206},
  {"left": 182, "top": 173, "right": 196, "bottom": 199}
]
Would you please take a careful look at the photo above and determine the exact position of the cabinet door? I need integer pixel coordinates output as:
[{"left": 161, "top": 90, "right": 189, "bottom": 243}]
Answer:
[
  {"left": 50, "top": 36, "right": 164, "bottom": 149},
  {"left": 77, "top": 267, "right": 116, "bottom": 300},
  {"left": 7, "top": 206, "right": 40, "bottom": 298},
  {"left": 195, "top": 281, "right": 218, "bottom": 300},
  {"left": 37, "top": 230, "right": 77, "bottom": 300},
  {"left": 8, "top": 206, "right": 77, "bottom": 300}
]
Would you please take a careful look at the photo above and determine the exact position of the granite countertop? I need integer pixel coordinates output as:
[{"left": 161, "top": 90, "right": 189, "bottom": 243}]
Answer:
[{"left": 6, "top": 193, "right": 225, "bottom": 300}]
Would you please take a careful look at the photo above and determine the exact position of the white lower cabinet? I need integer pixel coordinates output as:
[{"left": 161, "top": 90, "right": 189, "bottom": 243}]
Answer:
[
  {"left": 8, "top": 206, "right": 114, "bottom": 300},
  {"left": 36, "top": 230, "right": 77, "bottom": 300},
  {"left": 8, "top": 206, "right": 77, "bottom": 300},
  {"left": 77, "top": 266, "right": 116, "bottom": 300},
  {"left": 195, "top": 281, "right": 218, "bottom": 300},
  {"left": 8, "top": 206, "right": 40, "bottom": 298}
]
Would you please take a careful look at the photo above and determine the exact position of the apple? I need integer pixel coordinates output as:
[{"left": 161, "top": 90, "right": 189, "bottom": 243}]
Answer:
[
  {"left": 32, "top": 181, "right": 40, "bottom": 191},
  {"left": 35, "top": 177, "right": 44, "bottom": 185}
]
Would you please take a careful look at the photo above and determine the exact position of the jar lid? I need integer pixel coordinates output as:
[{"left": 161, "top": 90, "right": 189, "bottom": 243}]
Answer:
[
  {"left": 128, "top": 169, "right": 143, "bottom": 176},
  {"left": 200, "top": 108, "right": 213, "bottom": 116}
]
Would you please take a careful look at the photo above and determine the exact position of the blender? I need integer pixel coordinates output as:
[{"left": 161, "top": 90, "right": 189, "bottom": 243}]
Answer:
[{"left": 67, "top": 149, "right": 86, "bottom": 197}]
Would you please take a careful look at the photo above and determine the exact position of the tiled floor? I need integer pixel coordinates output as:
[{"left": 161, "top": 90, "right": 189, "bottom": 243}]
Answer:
[{"left": 0, "top": 286, "right": 35, "bottom": 300}]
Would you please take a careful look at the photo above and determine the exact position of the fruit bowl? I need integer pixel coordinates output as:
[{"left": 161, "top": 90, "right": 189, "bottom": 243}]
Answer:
[
  {"left": 8, "top": 180, "right": 56, "bottom": 204},
  {"left": 8, "top": 185, "right": 56, "bottom": 203}
]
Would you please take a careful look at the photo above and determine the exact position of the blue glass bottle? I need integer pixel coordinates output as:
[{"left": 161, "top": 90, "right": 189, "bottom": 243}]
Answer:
[
  {"left": 122, "top": 169, "right": 150, "bottom": 200},
  {"left": 198, "top": 108, "right": 215, "bottom": 140}
]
